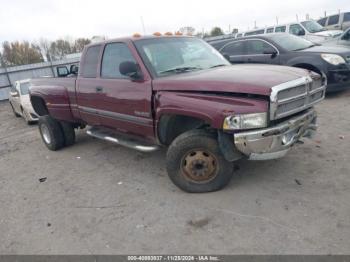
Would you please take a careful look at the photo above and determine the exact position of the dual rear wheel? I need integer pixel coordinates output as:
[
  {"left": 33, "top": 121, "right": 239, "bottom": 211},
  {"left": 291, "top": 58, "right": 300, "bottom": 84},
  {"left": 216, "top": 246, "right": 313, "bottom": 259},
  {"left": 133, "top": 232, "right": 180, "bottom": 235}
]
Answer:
[{"left": 38, "top": 115, "right": 75, "bottom": 151}]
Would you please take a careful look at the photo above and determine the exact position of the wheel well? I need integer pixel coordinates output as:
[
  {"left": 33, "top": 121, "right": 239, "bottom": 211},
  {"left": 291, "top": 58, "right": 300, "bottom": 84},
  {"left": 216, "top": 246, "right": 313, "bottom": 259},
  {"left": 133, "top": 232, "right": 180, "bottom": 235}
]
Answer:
[
  {"left": 293, "top": 63, "right": 322, "bottom": 75},
  {"left": 30, "top": 96, "right": 49, "bottom": 116},
  {"left": 158, "top": 114, "right": 208, "bottom": 145}
]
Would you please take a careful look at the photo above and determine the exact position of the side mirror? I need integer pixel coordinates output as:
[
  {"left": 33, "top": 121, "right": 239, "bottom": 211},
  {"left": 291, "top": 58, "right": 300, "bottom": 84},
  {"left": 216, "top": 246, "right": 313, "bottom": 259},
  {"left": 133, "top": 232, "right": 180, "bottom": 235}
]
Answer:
[
  {"left": 70, "top": 65, "right": 79, "bottom": 75},
  {"left": 298, "top": 30, "right": 306, "bottom": 36},
  {"left": 57, "top": 66, "right": 69, "bottom": 77},
  {"left": 342, "top": 31, "right": 350, "bottom": 40},
  {"left": 10, "top": 90, "right": 19, "bottom": 97},
  {"left": 263, "top": 49, "right": 278, "bottom": 57},
  {"left": 119, "top": 61, "right": 143, "bottom": 80}
]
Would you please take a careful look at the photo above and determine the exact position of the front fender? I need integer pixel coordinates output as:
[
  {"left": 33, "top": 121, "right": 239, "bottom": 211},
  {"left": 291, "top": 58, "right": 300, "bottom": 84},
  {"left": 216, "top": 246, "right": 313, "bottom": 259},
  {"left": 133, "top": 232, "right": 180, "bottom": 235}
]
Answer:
[{"left": 155, "top": 91, "right": 269, "bottom": 129}]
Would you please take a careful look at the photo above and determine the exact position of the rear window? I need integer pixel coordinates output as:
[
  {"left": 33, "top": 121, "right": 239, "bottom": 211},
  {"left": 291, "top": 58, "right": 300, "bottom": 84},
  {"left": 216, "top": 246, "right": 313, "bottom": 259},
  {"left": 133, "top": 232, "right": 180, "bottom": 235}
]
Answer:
[
  {"left": 344, "top": 12, "right": 350, "bottom": 22},
  {"left": 328, "top": 15, "right": 339, "bottom": 25},
  {"left": 20, "top": 82, "right": 30, "bottom": 95},
  {"left": 275, "top": 26, "right": 286, "bottom": 32},
  {"left": 81, "top": 45, "right": 101, "bottom": 78}
]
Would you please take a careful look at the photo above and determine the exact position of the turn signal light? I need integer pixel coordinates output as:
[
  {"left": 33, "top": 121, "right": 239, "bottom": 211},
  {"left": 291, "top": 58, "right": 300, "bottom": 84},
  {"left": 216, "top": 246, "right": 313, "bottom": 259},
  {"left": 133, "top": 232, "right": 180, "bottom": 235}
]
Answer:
[
  {"left": 164, "top": 32, "right": 173, "bottom": 36},
  {"left": 153, "top": 32, "right": 162, "bottom": 36},
  {"left": 133, "top": 33, "right": 141, "bottom": 37}
]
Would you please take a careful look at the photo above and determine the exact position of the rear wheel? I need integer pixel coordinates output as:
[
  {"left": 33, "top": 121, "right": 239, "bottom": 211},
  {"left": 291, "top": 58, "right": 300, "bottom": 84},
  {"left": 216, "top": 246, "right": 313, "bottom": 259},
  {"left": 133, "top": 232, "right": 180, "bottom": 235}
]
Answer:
[
  {"left": 166, "top": 129, "right": 234, "bottom": 193},
  {"left": 59, "top": 121, "right": 76, "bottom": 146},
  {"left": 38, "top": 115, "right": 65, "bottom": 151}
]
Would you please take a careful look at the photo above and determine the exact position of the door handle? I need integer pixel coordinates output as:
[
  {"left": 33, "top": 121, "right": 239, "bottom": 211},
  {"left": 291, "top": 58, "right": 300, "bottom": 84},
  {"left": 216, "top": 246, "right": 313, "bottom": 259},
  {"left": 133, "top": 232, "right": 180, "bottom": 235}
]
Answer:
[{"left": 95, "top": 86, "right": 104, "bottom": 93}]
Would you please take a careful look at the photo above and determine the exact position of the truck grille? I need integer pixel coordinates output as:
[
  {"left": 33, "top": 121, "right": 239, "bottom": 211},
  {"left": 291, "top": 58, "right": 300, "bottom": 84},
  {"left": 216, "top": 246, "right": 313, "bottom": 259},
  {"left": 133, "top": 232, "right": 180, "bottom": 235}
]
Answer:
[{"left": 270, "top": 75, "right": 326, "bottom": 120}]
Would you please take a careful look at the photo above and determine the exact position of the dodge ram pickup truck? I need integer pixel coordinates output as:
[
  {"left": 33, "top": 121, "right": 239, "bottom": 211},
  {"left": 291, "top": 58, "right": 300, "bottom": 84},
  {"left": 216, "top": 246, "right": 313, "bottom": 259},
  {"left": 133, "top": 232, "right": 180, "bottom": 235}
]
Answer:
[{"left": 30, "top": 35, "right": 326, "bottom": 193}]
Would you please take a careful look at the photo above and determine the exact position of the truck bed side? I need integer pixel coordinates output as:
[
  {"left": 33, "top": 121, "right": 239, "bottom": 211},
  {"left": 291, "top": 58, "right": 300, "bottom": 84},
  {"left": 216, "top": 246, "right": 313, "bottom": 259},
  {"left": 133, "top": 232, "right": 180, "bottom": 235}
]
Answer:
[{"left": 30, "top": 77, "right": 79, "bottom": 122}]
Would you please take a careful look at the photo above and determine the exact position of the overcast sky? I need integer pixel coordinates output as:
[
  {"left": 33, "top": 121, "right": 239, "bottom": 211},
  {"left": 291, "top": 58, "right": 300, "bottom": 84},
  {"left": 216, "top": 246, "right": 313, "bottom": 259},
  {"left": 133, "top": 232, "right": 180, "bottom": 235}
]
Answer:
[{"left": 0, "top": 0, "right": 349, "bottom": 43}]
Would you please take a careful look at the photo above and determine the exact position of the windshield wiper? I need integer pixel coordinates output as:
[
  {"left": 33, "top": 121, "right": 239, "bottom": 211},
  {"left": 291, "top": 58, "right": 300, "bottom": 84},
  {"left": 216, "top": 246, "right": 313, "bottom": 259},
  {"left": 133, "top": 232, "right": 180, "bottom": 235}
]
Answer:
[
  {"left": 210, "top": 64, "right": 228, "bottom": 68},
  {"left": 159, "top": 66, "right": 202, "bottom": 75}
]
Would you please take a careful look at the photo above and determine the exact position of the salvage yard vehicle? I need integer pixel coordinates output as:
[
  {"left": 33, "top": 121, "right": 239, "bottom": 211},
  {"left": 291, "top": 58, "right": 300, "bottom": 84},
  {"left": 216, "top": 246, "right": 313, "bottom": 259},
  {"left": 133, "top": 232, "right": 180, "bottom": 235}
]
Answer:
[
  {"left": 9, "top": 79, "right": 38, "bottom": 124},
  {"left": 318, "top": 12, "right": 350, "bottom": 31},
  {"left": 30, "top": 35, "right": 325, "bottom": 193},
  {"left": 323, "top": 27, "right": 350, "bottom": 47},
  {"left": 208, "top": 33, "right": 350, "bottom": 92}
]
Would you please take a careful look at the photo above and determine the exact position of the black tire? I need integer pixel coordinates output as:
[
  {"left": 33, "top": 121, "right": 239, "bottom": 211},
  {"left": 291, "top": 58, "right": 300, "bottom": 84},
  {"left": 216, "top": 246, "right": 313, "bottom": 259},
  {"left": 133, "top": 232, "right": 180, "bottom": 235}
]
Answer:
[
  {"left": 59, "top": 121, "right": 76, "bottom": 146},
  {"left": 10, "top": 103, "right": 21, "bottom": 117},
  {"left": 166, "top": 129, "right": 234, "bottom": 193},
  {"left": 38, "top": 115, "right": 65, "bottom": 151}
]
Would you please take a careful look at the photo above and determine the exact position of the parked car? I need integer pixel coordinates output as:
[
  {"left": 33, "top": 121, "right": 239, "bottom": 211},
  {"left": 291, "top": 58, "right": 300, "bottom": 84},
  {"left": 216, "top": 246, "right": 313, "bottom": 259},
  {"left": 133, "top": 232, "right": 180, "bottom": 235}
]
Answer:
[
  {"left": 208, "top": 33, "right": 350, "bottom": 92},
  {"left": 245, "top": 20, "right": 342, "bottom": 40},
  {"left": 322, "top": 27, "right": 350, "bottom": 47},
  {"left": 318, "top": 12, "right": 350, "bottom": 31},
  {"left": 205, "top": 21, "right": 342, "bottom": 44},
  {"left": 9, "top": 79, "right": 38, "bottom": 124},
  {"left": 30, "top": 35, "right": 325, "bottom": 193}
]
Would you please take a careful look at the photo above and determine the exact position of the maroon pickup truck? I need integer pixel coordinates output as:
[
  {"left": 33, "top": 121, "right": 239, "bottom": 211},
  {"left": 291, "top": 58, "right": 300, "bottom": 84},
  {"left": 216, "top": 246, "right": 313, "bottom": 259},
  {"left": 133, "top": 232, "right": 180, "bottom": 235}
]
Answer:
[{"left": 30, "top": 35, "right": 325, "bottom": 192}]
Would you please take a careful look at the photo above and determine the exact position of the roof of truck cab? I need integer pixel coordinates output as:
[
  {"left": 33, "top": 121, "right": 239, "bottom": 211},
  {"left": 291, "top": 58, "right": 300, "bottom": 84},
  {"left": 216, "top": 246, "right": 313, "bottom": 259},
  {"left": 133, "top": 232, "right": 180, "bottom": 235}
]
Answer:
[{"left": 86, "top": 35, "right": 194, "bottom": 47}]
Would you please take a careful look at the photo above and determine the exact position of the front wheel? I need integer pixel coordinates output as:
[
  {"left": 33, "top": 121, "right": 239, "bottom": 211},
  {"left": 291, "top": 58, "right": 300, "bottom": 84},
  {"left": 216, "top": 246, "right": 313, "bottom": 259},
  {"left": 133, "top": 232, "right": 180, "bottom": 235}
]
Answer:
[
  {"left": 38, "top": 115, "right": 65, "bottom": 151},
  {"left": 166, "top": 129, "right": 234, "bottom": 193}
]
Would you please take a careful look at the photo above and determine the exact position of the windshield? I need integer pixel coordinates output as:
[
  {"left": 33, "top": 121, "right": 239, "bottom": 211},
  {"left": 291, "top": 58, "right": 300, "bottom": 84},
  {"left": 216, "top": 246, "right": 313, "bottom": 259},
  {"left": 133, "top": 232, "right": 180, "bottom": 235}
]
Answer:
[
  {"left": 267, "top": 34, "right": 315, "bottom": 51},
  {"left": 20, "top": 82, "right": 30, "bottom": 95},
  {"left": 301, "top": 21, "right": 325, "bottom": 33},
  {"left": 134, "top": 37, "right": 230, "bottom": 77}
]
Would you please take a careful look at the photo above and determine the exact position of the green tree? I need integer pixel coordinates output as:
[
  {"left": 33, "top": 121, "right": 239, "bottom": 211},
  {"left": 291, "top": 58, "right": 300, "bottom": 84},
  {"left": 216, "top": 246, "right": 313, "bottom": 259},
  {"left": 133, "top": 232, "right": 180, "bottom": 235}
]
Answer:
[
  {"left": 210, "top": 27, "right": 224, "bottom": 37},
  {"left": 1, "top": 41, "right": 44, "bottom": 66}
]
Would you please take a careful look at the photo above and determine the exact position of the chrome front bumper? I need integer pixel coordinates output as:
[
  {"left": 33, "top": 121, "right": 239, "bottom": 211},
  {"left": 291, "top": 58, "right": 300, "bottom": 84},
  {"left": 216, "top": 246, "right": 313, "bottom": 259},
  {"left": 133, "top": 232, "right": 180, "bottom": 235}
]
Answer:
[{"left": 234, "top": 109, "right": 317, "bottom": 160}]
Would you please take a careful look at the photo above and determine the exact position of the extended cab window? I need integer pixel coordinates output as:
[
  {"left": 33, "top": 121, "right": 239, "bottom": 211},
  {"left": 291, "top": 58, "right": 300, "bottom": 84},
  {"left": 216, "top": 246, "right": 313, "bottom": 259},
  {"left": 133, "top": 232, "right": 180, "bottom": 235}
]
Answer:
[
  {"left": 247, "top": 40, "right": 275, "bottom": 54},
  {"left": 328, "top": 15, "right": 339, "bottom": 25},
  {"left": 81, "top": 45, "right": 101, "bottom": 78},
  {"left": 221, "top": 41, "right": 245, "bottom": 55},
  {"left": 101, "top": 43, "right": 136, "bottom": 78},
  {"left": 266, "top": 27, "right": 274, "bottom": 33},
  {"left": 275, "top": 26, "right": 286, "bottom": 32}
]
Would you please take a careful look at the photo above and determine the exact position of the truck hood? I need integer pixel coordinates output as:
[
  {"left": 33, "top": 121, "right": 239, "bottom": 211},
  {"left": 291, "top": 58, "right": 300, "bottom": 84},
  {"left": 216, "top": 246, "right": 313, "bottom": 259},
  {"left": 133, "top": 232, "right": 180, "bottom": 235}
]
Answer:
[
  {"left": 299, "top": 44, "right": 350, "bottom": 55},
  {"left": 152, "top": 64, "right": 309, "bottom": 96},
  {"left": 314, "top": 30, "right": 343, "bottom": 37}
]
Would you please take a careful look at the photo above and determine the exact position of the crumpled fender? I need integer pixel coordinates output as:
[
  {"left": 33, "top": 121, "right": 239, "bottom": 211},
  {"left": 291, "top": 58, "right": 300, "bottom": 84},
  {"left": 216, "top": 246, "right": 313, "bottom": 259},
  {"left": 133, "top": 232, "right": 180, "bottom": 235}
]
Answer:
[{"left": 155, "top": 91, "right": 269, "bottom": 129}]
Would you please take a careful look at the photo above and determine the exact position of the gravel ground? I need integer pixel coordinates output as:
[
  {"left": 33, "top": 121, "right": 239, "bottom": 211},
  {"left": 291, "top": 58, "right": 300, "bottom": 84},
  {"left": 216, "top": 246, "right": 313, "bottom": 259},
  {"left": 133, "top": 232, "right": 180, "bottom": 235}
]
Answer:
[{"left": 0, "top": 91, "right": 350, "bottom": 254}]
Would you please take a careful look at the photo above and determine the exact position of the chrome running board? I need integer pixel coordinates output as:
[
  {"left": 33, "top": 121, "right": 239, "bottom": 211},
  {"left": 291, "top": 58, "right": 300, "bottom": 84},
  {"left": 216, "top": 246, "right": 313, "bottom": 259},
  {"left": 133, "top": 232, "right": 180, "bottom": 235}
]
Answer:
[{"left": 86, "top": 127, "right": 160, "bottom": 153}]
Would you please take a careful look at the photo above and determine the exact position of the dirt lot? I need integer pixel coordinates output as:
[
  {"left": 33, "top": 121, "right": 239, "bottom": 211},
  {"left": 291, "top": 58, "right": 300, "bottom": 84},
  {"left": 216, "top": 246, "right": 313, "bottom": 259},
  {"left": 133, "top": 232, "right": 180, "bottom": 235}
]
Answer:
[{"left": 0, "top": 91, "right": 350, "bottom": 255}]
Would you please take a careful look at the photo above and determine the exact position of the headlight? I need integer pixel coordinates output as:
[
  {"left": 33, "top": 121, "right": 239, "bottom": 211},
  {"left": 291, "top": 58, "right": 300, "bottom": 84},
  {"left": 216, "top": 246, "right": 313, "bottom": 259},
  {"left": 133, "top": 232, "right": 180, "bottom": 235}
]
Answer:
[
  {"left": 321, "top": 54, "right": 346, "bottom": 65},
  {"left": 223, "top": 112, "right": 267, "bottom": 130}
]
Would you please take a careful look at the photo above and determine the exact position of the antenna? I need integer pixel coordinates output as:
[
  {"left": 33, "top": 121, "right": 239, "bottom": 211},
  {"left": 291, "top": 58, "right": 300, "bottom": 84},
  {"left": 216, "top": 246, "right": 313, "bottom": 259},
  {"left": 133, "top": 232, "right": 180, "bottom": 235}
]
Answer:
[
  {"left": 276, "top": 16, "right": 279, "bottom": 25},
  {"left": 140, "top": 16, "right": 146, "bottom": 34},
  {"left": 254, "top": 21, "right": 257, "bottom": 29},
  {"left": 296, "top": 14, "right": 299, "bottom": 22}
]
